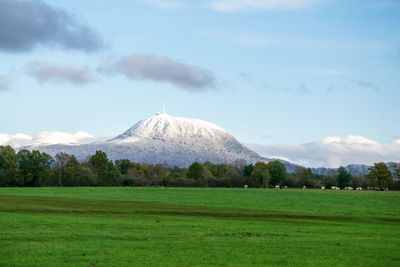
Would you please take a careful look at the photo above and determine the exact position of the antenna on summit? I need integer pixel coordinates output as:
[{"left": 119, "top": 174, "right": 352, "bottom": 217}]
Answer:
[{"left": 162, "top": 103, "right": 166, "bottom": 114}]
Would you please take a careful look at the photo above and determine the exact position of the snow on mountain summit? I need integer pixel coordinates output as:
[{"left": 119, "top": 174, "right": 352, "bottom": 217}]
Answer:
[
  {"left": 110, "top": 113, "right": 227, "bottom": 142},
  {"left": 24, "top": 113, "right": 299, "bottom": 168}
]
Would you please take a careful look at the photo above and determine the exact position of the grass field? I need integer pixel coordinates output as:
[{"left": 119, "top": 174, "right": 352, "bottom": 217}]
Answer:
[{"left": 0, "top": 187, "right": 399, "bottom": 266}]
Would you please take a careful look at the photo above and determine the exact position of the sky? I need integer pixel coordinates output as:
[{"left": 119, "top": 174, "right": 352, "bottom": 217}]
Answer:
[{"left": 0, "top": 0, "right": 399, "bottom": 167}]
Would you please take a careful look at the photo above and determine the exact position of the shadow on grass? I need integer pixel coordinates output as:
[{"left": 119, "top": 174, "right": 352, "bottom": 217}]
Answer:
[{"left": 0, "top": 195, "right": 398, "bottom": 225}]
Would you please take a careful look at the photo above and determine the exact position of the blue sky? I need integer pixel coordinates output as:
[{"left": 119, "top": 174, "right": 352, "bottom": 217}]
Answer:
[{"left": 0, "top": 0, "right": 399, "bottom": 167}]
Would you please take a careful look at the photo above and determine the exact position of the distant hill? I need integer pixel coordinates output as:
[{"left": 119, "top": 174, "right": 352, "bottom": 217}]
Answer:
[{"left": 312, "top": 162, "right": 399, "bottom": 177}]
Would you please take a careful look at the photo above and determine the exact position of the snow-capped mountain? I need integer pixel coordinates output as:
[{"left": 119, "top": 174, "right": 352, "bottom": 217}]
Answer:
[
  {"left": 27, "top": 113, "right": 298, "bottom": 169},
  {"left": 109, "top": 113, "right": 231, "bottom": 143}
]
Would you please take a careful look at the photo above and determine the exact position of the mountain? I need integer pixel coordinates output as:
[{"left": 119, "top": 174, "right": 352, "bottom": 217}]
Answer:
[
  {"left": 312, "top": 164, "right": 371, "bottom": 177},
  {"left": 26, "top": 113, "right": 298, "bottom": 170},
  {"left": 312, "top": 162, "right": 399, "bottom": 177}
]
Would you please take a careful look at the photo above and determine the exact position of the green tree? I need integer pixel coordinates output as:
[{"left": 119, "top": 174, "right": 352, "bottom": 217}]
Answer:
[
  {"left": 251, "top": 161, "right": 270, "bottom": 188},
  {"left": 243, "top": 164, "right": 254, "bottom": 177},
  {"left": 63, "top": 155, "right": 83, "bottom": 186},
  {"left": 187, "top": 162, "right": 204, "bottom": 181},
  {"left": 321, "top": 176, "right": 338, "bottom": 188},
  {"left": 115, "top": 159, "right": 132, "bottom": 175},
  {"left": 297, "top": 168, "right": 315, "bottom": 188},
  {"left": 0, "top": 145, "right": 20, "bottom": 186},
  {"left": 365, "top": 162, "right": 393, "bottom": 189},
  {"left": 55, "top": 152, "right": 71, "bottom": 187},
  {"left": 267, "top": 160, "right": 287, "bottom": 186},
  {"left": 89, "top": 150, "right": 109, "bottom": 186},
  {"left": 17, "top": 150, "right": 54, "bottom": 186},
  {"left": 337, "top": 166, "right": 351, "bottom": 189},
  {"left": 105, "top": 160, "right": 121, "bottom": 186},
  {"left": 169, "top": 166, "right": 185, "bottom": 178}
]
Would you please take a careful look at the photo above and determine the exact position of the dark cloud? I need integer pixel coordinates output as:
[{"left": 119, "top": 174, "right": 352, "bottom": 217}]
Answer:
[
  {"left": 0, "top": 0, "right": 104, "bottom": 53},
  {"left": 352, "top": 80, "right": 380, "bottom": 92},
  {"left": 109, "top": 53, "right": 217, "bottom": 91},
  {"left": 27, "top": 60, "right": 95, "bottom": 85},
  {"left": 0, "top": 74, "right": 8, "bottom": 91}
]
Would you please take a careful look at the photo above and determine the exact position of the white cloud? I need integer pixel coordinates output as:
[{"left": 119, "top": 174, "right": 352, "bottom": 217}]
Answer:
[
  {"left": 210, "top": 0, "right": 319, "bottom": 12},
  {"left": 249, "top": 135, "right": 400, "bottom": 168},
  {"left": 0, "top": 131, "right": 95, "bottom": 148},
  {"left": 322, "top": 135, "right": 379, "bottom": 146}
]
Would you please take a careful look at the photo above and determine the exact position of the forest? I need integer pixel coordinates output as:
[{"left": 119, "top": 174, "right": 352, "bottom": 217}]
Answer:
[{"left": 0, "top": 145, "right": 399, "bottom": 189}]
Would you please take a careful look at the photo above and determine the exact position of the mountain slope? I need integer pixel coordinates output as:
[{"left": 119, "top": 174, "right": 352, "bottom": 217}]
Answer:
[{"left": 28, "top": 113, "right": 297, "bottom": 168}]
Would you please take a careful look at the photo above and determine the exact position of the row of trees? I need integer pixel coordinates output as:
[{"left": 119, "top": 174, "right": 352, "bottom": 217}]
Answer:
[{"left": 0, "top": 145, "right": 399, "bottom": 189}]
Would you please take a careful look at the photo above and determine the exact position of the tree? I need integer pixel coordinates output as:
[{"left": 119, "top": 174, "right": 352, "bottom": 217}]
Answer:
[
  {"left": 115, "top": 159, "right": 132, "bottom": 175},
  {"left": 337, "top": 166, "right": 351, "bottom": 189},
  {"left": 251, "top": 162, "right": 270, "bottom": 188},
  {"left": 105, "top": 160, "right": 121, "bottom": 186},
  {"left": 396, "top": 168, "right": 400, "bottom": 181},
  {"left": 55, "top": 152, "right": 71, "bottom": 187},
  {"left": 0, "top": 145, "right": 20, "bottom": 186},
  {"left": 17, "top": 150, "right": 54, "bottom": 186},
  {"left": 187, "top": 162, "right": 204, "bottom": 181},
  {"left": 63, "top": 155, "right": 84, "bottom": 186},
  {"left": 297, "top": 168, "right": 315, "bottom": 188},
  {"left": 169, "top": 166, "right": 184, "bottom": 178},
  {"left": 321, "top": 176, "right": 338, "bottom": 188},
  {"left": 267, "top": 160, "right": 287, "bottom": 186},
  {"left": 243, "top": 164, "right": 254, "bottom": 177},
  {"left": 89, "top": 150, "right": 109, "bottom": 186},
  {"left": 365, "top": 162, "right": 393, "bottom": 189}
]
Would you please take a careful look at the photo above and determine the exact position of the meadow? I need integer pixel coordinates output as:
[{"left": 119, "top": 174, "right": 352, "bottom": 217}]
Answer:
[{"left": 0, "top": 187, "right": 399, "bottom": 266}]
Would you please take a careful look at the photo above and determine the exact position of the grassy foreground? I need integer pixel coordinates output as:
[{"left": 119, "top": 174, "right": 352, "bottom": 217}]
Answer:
[{"left": 0, "top": 188, "right": 399, "bottom": 266}]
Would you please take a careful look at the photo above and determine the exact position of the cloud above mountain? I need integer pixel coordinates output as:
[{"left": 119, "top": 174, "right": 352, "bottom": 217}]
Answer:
[
  {"left": 27, "top": 61, "right": 95, "bottom": 86},
  {"left": 0, "top": 132, "right": 96, "bottom": 148},
  {"left": 0, "top": 0, "right": 104, "bottom": 53},
  {"left": 249, "top": 135, "right": 400, "bottom": 168},
  {"left": 103, "top": 53, "right": 217, "bottom": 92}
]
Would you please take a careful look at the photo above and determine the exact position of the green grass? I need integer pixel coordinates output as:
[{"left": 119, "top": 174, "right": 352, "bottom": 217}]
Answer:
[{"left": 0, "top": 187, "right": 399, "bottom": 266}]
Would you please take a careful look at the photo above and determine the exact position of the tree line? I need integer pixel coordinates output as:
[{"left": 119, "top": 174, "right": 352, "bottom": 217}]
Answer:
[{"left": 0, "top": 145, "right": 399, "bottom": 189}]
